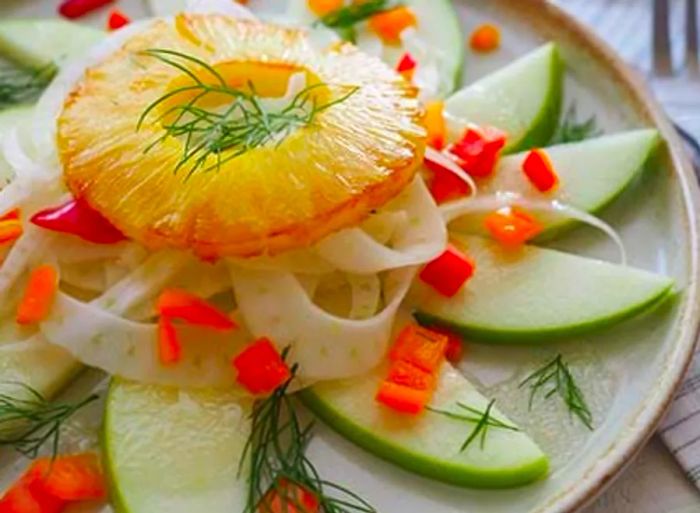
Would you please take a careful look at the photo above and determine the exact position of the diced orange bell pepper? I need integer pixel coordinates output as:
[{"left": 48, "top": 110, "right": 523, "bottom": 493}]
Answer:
[
  {"left": 449, "top": 126, "right": 507, "bottom": 178},
  {"left": 27, "top": 454, "right": 106, "bottom": 502},
  {"left": 156, "top": 289, "right": 237, "bottom": 331},
  {"left": 307, "top": 0, "right": 343, "bottom": 16},
  {"left": 16, "top": 265, "right": 59, "bottom": 325},
  {"left": 522, "top": 148, "right": 559, "bottom": 192},
  {"left": 419, "top": 245, "right": 475, "bottom": 298},
  {"left": 484, "top": 207, "right": 543, "bottom": 247},
  {"left": 386, "top": 360, "right": 435, "bottom": 390},
  {"left": 259, "top": 478, "right": 319, "bottom": 513},
  {"left": 376, "top": 381, "right": 430, "bottom": 415},
  {"left": 232, "top": 338, "right": 291, "bottom": 395},
  {"left": 389, "top": 325, "right": 449, "bottom": 373},
  {"left": 0, "top": 220, "right": 23, "bottom": 245},
  {"left": 369, "top": 6, "right": 417, "bottom": 44},
  {"left": 423, "top": 101, "right": 446, "bottom": 150},
  {"left": 470, "top": 23, "right": 501, "bottom": 53},
  {"left": 158, "top": 316, "right": 182, "bottom": 365}
]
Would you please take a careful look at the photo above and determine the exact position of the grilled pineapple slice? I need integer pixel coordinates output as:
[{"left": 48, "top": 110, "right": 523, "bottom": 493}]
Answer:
[{"left": 58, "top": 14, "right": 425, "bottom": 259}]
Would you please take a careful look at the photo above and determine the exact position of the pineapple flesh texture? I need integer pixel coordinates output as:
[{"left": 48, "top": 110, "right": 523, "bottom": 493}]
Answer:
[{"left": 58, "top": 14, "right": 426, "bottom": 259}]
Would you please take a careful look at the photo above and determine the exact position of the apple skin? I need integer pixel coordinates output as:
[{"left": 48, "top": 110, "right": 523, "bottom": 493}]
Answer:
[{"left": 302, "top": 365, "right": 549, "bottom": 489}]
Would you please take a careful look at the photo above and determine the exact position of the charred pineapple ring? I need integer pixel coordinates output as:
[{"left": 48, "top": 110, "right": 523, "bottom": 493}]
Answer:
[{"left": 58, "top": 14, "right": 425, "bottom": 259}]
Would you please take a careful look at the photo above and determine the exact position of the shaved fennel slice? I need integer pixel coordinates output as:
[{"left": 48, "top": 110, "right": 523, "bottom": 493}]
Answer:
[
  {"left": 230, "top": 248, "right": 334, "bottom": 275},
  {"left": 361, "top": 211, "right": 409, "bottom": 245},
  {"left": 442, "top": 195, "right": 628, "bottom": 265},
  {"left": 185, "top": 0, "right": 257, "bottom": 17},
  {"left": 1, "top": 128, "right": 51, "bottom": 183},
  {"left": 40, "top": 293, "right": 248, "bottom": 389},
  {"left": 315, "top": 178, "right": 447, "bottom": 274},
  {"left": 229, "top": 265, "right": 416, "bottom": 381}
]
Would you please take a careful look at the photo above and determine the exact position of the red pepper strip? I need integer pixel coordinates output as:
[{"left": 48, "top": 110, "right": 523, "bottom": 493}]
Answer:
[
  {"left": 158, "top": 316, "right": 182, "bottom": 365},
  {"left": 233, "top": 338, "right": 291, "bottom": 395},
  {"left": 376, "top": 381, "right": 430, "bottom": 415},
  {"left": 27, "top": 454, "right": 106, "bottom": 502},
  {"left": 419, "top": 245, "right": 475, "bottom": 298},
  {"left": 107, "top": 9, "right": 131, "bottom": 30},
  {"left": 449, "top": 126, "right": 507, "bottom": 178},
  {"left": 59, "top": 0, "right": 115, "bottom": 19},
  {"left": 396, "top": 52, "right": 417, "bottom": 81},
  {"left": 31, "top": 198, "right": 127, "bottom": 244},
  {"left": 522, "top": 148, "right": 559, "bottom": 192},
  {"left": 0, "top": 208, "right": 20, "bottom": 222},
  {"left": 156, "top": 289, "right": 237, "bottom": 331},
  {"left": 260, "top": 478, "right": 319, "bottom": 513},
  {"left": 389, "top": 325, "right": 448, "bottom": 373},
  {"left": 0, "top": 477, "right": 65, "bottom": 513},
  {"left": 484, "top": 207, "right": 543, "bottom": 247},
  {"left": 424, "top": 154, "right": 472, "bottom": 204},
  {"left": 386, "top": 360, "right": 435, "bottom": 390}
]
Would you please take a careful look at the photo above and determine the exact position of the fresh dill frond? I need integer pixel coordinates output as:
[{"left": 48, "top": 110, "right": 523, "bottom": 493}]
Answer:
[
  {"left": 137, "top": 49, "right": 358, "bottom": 178},
  {"left": 550, "top": 104, "right": 602, "bottom": 145},
  {"left": 519, "top": 354, "right": 594, "bottom": 430},
  {"left": 317, "top": 0, "right": 400, "bottom": 42},
  {"left": 241, "top": 362, "right": 376, "bottom": 513},
  {"left": 0, "top": 63, "right": 55, "bottom": 109},
  {"left": 428, "top": 400, "right": 519, "bottom": 452},
  {"left": 0, "top": 383, "right": 99, "bottom": 459}
]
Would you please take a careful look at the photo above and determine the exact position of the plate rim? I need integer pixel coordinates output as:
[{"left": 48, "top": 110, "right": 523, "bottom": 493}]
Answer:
[{"left": 475, "top": 0, "right": 700, "bottom": 511}]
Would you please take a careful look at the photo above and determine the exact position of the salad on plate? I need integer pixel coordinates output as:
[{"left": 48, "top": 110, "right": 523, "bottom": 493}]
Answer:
[{"left": 0, "top": 0, "right": 677, "bottom": 511}]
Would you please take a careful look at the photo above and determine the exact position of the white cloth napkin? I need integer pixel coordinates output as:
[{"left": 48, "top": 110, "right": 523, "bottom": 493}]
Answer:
[{"left": 554, "top": 0, "right": 700, "bottom": 489}]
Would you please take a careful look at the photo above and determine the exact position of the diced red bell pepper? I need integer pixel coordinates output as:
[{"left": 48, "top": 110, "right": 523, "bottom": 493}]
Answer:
[
  {"left": 107, "top": 9, "right": 131, "bottom": 30},
  {"left": 484, "top": 207, "right": 543, "bottom": 247},
  {"left": 419, "top": 245, "right": 475, "bottom": 298},
  {"left": 424, "top": 154, "right": 472, "bottom": 204},
  {"left": 27, "top": 454, "right": 106, "bottom": 502},
  {"left": 376, "top": 381, "right": 430, "bottom": 415},
  {"left": 522, "top": 148, "right": 559, "bottom": 192},
  {"left": 259, "top": 478, "right": 319, "bottom": 513},
  {"left": 449, "top": 126, "right": 507, "bottom": 178},
  {"left": 31, "top": 198, "right": 127, "bottom": 244},
  {"left": 156, "top": 289, "right": 237, "bottom": 331},
  {"left": 396, "top": 52, "right": 417, "bottom": 81},
  {"left": 0, "top": 479, "right": 65, "bottom": 513},
  {"left": 389, "top": 325, "right": 448, "bottom": 373},
  {"left": 158, "top": 316, "right": 182, "bottom": 365},
  {"left": 0, "top": 208, "right": 20, "bottom": 222},
  {"left": 386, "top": 360, "right": 435, "bottom": 390},
  {"left": 59, "top": 0, "right": 115, "bottom": 19},
  {"left": 233, "top": 338, "right": 291, "bottom": 395}
]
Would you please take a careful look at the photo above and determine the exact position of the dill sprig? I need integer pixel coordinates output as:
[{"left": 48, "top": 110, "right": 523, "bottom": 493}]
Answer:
[
  {"left": 519, "top": 355, "right": 594, "bottom": 430},
  {"left": 317, "top": 0, "right": 401, "bottom": 42},
  {"left": 0, "top": 63, "right": 55, "bottom": 109},
  {"left": 137, "top": 49, "right": 358, "bottom": 178},
  {"left": 428, "top": 400, "right": 519, "bottom": 452},
  {"left": 0, "top": 383, "right": 99, "bottom": 459},
  {"left": 550, "top": 104, "right": 602, "bottom": 145},
  {"left": 241, "top": 363, "right": 376, "bottom": 513}
]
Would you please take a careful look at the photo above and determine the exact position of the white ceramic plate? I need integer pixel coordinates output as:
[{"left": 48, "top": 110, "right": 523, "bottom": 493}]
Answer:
[{"left": 1, "top": 1, "right": 699, "bottom": 512}]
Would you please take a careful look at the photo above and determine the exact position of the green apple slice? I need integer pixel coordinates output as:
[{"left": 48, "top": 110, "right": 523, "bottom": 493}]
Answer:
[
  {"left": 104, "top": 379, "right": 251, "bottom": 513},
  {"left": 413, "top": 235, "right": 674, "bottom": 343},
  {"left": 449, "top": 129, "right": 661, "bottom": 237},
  {"left": 445, "top": 43, "right": 564, "bottom": 153},
  {"left": 302, "top": 364, "right": 548, "bottom": 488},
  {"left": 0, "top": 19, "right": 102, "bottom": 68}
]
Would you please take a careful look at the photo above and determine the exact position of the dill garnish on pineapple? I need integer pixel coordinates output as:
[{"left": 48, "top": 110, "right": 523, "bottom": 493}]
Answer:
[
  {"left": 0, "top": 62, "right": 55, "bottom": 109},
  {"left": 137, "top": 49, "right": 358, "bottom": 178},
  {"left": 519, "top": 354, "right": 594, "bottom": 430},
  {"left": 0, "top": 383, "right": 98, "bottom": 458},
  {"left": 428, "top": 399, "right": 519, "bottom": 452},
  {"left": 241, "top": 362, "right": 376, "bottom": 513}
]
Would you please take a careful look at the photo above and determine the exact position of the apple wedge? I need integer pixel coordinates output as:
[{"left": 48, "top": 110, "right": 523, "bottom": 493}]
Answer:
[
  {"left": 445, "top": 43, "right": 564, "bottom": 153},
  {"left": 449, "top": 129, "right": 661, "bottom": 237},
  {"left": 412, "top": 236, "right": 674, "bottom": 343},
  {"left": 302, "top": 363, "right": 548, "bottom": 488},
  {"left": 104, "top": 379, "right": 251, "bottom": 513}
]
